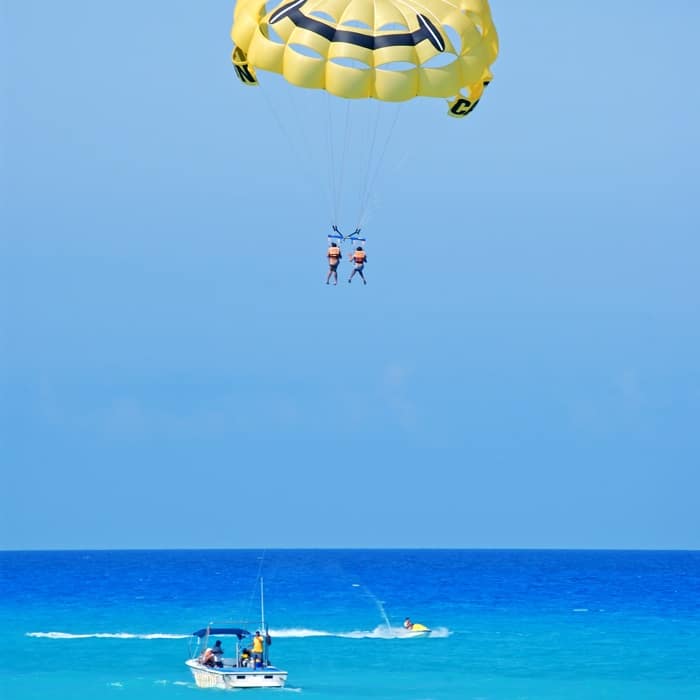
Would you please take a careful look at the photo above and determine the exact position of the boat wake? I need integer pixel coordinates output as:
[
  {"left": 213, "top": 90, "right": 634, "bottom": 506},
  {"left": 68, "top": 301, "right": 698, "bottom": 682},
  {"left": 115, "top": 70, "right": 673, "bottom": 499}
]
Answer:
[
  {"left": 27, "top": 626, "right": 450, "bottom": 640},
  {"left": 237, "top": 625, "right": 451, "bottom": 640}
]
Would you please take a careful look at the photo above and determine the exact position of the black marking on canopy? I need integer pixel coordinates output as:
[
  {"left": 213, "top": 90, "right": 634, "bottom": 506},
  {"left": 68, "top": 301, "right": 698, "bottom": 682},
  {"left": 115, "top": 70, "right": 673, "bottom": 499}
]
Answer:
[{"left": 268, "top": 0, "right": 445, "bottom": 53}]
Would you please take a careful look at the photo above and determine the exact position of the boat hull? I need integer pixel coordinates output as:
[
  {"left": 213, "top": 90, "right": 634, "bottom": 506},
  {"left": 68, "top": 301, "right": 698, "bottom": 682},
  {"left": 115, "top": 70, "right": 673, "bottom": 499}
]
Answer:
[
  {"left": 186, "top": 660, "right": 288, "bottom": 689},
  {"left": 400, "top": 623, "right": 431, "bottom": 638}
]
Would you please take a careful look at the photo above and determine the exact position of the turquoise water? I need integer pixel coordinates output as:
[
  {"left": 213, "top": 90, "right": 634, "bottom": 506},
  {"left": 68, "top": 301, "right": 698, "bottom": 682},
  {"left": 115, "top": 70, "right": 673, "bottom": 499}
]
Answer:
[{"left": 1, "top": 549, "right": 699, "bottom": 698}]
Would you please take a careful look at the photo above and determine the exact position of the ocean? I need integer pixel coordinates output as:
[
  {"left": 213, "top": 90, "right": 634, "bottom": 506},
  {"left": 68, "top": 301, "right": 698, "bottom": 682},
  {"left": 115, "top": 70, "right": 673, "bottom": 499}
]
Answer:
[{"left": 1, "top": 549, "right": 699, "bottom": 699}]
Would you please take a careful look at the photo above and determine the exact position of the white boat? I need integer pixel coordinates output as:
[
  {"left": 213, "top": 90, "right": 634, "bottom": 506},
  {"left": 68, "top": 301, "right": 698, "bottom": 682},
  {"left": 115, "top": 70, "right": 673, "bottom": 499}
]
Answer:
[{"left": 185, "top": 579, "right": 288, "bottom": 689}]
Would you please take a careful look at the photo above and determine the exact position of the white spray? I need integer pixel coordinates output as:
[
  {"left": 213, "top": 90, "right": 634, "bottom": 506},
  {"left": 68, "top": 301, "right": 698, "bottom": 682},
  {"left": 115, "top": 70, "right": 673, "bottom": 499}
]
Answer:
[{"left": 352, "top": 583, "right": 393, "bottom": 634}]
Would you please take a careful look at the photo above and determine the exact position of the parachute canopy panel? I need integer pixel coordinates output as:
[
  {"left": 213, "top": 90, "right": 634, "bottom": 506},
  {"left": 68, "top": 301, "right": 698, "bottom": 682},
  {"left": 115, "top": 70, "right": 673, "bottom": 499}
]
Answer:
[{"left": 231, "top": 0, "right": 498, "bottom": 115}]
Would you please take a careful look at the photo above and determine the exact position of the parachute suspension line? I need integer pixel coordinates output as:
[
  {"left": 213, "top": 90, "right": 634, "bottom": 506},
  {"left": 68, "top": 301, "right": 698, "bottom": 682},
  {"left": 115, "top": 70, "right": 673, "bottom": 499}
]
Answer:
[
  {"left": 325, "top": 91, "right": 340, "bottom": 225},
  {"left": 259, "top": 86, "right": 332, "bottom": 217},
  {"left": 354, "top": 0, "right": 386, "bottom": 232},
  {"left": 297, "top": 88, "right": 335, "bottom": 217},
  {"left": 335, "top": 98, "right": 354, "bottom": 226},
  {"left": 355, "top": 100, "right": 384, "bottom": 231},
  {"left": 357, "top": 102, "right": 403, "bottom": 231},
  {"left": 357, "top": 0, "right": 381, "bottom": 230}
]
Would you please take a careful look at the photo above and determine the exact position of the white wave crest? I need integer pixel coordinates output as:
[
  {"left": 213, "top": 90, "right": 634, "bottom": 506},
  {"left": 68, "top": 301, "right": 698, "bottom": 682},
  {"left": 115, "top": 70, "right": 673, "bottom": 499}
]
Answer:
[
  {"left": 27, "top": 632, "right": 190, "bottom": 640},
  {"left": 27, "top": 627, "right": 450, "bottom": 641}
]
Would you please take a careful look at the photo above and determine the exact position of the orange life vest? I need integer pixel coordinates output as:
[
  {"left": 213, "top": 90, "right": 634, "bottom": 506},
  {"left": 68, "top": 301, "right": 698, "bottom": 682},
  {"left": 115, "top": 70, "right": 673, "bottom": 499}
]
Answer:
[
  {"left": 352, "top": 250, "right": 366, "bottom": 263},
  {"left": 328, "top": 246, "right": 341, "bottom": 259}
]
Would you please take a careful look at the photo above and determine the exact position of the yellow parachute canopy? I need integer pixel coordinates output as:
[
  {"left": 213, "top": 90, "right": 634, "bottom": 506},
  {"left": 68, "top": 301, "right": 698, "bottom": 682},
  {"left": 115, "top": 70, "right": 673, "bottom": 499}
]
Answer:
[{"left": 231, "top": 0, "right": 498, "bottom": 117}]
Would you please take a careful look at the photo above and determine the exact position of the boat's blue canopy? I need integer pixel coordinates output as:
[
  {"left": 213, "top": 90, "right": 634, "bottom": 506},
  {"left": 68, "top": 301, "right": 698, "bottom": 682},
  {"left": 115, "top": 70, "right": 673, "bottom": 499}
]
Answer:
[{"left": 192, "top": 627, "right": 250, "bottom": 639}]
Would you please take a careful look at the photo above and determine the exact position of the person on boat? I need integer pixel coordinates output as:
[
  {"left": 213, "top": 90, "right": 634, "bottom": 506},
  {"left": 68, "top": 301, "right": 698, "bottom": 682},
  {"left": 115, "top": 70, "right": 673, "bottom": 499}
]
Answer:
[
  {"left": 264, "top": 632, "right": 273, "bottom": 665},
  {"left": 251, "top": 630, "right": 264, "bottom": 667},
  {"left": 326, "top": 241, "right": 342, "bottom": 285},
  {"left": 200, "top": 647, "right": 216, "bottom": 667},
  {"left": 212, "top": 640, "right": 224, "bottom": 668},
  {"left": 348, "top": 246, "right": 367, "bottom": 284},
  {"left": 403, "top": 617, "right": 414, "bottom": 630},
  {"left": 240, "top": 647, "right": 251, "bottom": 667}
]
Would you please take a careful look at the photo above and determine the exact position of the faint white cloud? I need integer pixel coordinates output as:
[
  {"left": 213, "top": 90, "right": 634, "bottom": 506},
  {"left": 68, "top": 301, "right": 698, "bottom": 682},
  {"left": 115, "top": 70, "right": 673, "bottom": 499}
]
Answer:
[
  {"left": 383, "top": 364, "right": 408, "bottom": 388},
  {"left": 568, "top": 367, "right": 646, "bottom": 435},
  {"left": 102, "top": 396, "right": 148, "bottom": 437},
  {"left": 381, "top": 363, "right": 418, "bottom": 431},
  {"left": 35, "top": 379, "right": 304, "bottom": 440},
  {"left": 614, "top": 368, "right": 644, "bottom": 411}
]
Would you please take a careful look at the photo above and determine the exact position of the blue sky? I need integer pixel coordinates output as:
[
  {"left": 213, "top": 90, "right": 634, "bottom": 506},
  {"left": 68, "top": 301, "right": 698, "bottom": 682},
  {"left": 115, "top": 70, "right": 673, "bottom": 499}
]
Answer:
[{"left": 1, "top": 1, "right": 698, "bottom": 549}]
